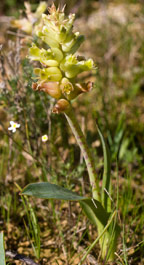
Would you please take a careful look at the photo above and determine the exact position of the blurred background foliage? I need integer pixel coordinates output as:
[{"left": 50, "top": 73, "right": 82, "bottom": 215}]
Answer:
[{"left": 0, "top": 0, "right": 144, "bottom": 16}]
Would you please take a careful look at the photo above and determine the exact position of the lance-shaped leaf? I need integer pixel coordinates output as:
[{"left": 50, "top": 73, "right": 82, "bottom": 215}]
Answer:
[
  {"left": 96, "top": 124, "right": 111, "bottom": 212},
  {"left": 0, "top": 231, "right": 6, "bottom": 265},
  {"left": 22, "top": 182, "right": 86, "bottom": 200},
  {"left": 22, "top": 182, "right": 110, "bottom": 228}
]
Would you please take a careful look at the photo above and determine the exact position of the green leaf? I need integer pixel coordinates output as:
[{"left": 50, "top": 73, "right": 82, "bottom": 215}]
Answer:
[
  {"left": 22, "top": 182, "right": 86, "bottom": 201},
  {"left": 96, "top": 124, "right": 111, "bottom": 212},
  {"left": 80, "top": 199, "right": 110, "bottom": 228},
  {"left": 0, "top": 231, "right": 6, "bottom": 265},
  {"left": 22, "top": 182, "right": 110, "bottom": 228}
]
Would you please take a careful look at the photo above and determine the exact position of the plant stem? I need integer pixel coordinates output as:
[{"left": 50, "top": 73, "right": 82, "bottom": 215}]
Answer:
[
  {"left": 63, "top": 104, "right": 120, "bottom": 262},
  {"left": 64, "top": 106, "right": 100, "bottom": 201},
  {"left": 78, "top": 210, "right": 117, "bottom": 265}
]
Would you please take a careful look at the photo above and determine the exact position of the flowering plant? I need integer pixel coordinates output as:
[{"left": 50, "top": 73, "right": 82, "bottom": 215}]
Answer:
[
  {"left": 22, "top": 4, "right": 120, "bottom": 263},
  {"left": 8, "top": 121, "right": 20, "bottom": 133}
]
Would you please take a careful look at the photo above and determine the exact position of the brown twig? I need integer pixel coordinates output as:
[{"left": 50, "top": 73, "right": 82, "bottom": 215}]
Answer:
[
  {"left": 6, "top": 250, "right": 40, "bottom": 265},
  {"left": 7, "top": 30, "right": 33, "bottom": 39}
]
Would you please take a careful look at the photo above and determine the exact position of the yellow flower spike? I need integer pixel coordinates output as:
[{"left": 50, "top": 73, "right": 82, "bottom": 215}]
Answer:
[{"left": 29, "top": 4, "right": 96, "bottom": 100}]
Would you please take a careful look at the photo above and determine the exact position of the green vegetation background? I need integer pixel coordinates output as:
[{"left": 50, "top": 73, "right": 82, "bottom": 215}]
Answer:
[{"left": 0, "top": 0, "right": 144, "bottom": 264}]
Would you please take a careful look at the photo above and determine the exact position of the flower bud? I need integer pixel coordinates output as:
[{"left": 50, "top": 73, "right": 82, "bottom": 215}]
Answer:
[
  {"left": 51, "top": 48, "right": 63, "bottom": 62},
  {"left": 29, "top": 44, "right": 59, "bottom": 66},
  {"left": 52, "top": 99, "right": 70, "bottom": 114},
  {"left": 65, "top": 14, "right": 75, "bottom": 34},
  {"left": 37, "top": 31, "right": 60, "bottom": 48},
  {"left": 61, "top": 33, "right": 77, "bottom": 52},
  {"left": 60, "top": 55, "right": 94, "bottom": 78},
  {"left": 35, "top": 2, "right": 47, "bottom": 18},
  {"left": 34, "top": 67, "right": 62, "bottom": 82},
  {"left": 62, "top": 34, "right": 85, "bottom": 54}
]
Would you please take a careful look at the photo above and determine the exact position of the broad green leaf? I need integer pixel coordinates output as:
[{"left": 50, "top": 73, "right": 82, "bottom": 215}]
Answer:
[
  {"left": 96, "top": 124, "right": 111, "bottom": 212},
  {"left": 22, "top": 182, "right": 110, "bottom": 229},
  {"left": 0, "top": 231, "right": 6, "bottom": 265},
  {"left": 22, "top": 182, "right": 86, "bottom": 201}
]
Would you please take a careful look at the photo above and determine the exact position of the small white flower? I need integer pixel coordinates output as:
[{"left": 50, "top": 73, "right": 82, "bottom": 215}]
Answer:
[
  {"left": 8, "top": 121, "right": 20, "bottom": 133},
  {"left": 42, "top": 134, "right": 48, "bottom": 142}
]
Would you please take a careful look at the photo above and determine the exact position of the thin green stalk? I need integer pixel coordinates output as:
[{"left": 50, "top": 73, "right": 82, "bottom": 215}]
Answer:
[
  {"left": 24, "top": 114, "right": 38, "bottom": 173},
  {"left": 0, "top": 231, "right": 6, "bottom": 265},
  {"left": 96, "top": 124, "right": 111, "bottom": 212},
  {"left": 15, "top": 183, "right": 41, "bottom": 259},
  {"left": 64, "top": 106, "right": 100, "bottom": 201}
]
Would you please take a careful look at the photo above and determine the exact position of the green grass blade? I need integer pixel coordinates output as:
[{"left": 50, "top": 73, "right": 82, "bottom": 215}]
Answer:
[
  {"left": 96, "top": 123, "right": 111, "bottom": 211},
  {"left": 0, "top": 231, "right": 6, "bottom": 265},
  {"left": 78, "top": 211, "right": 117, "bottom": 265}
]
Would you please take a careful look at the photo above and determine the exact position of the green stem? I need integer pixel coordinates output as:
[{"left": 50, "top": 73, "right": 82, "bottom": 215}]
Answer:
[
  {"left": 64, "top": 106, "right": 100, "bottom": 201},
  {"left": 78, "top": 210, "right": 117, "bottom": 265},
  {"left": 63, "top": 104, "right": 120, "bottom": 262}
]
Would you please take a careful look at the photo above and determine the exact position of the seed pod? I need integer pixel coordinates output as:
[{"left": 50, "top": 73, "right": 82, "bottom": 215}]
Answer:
[
  {"left": 65, "top": 81, "right": 93, "bottom": 100},
  {"left": 52, "top": 99, "right": 70, "bottom": 114},
  {"left": 32, "top": 82, "right": 62, "bottom": 99}
]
